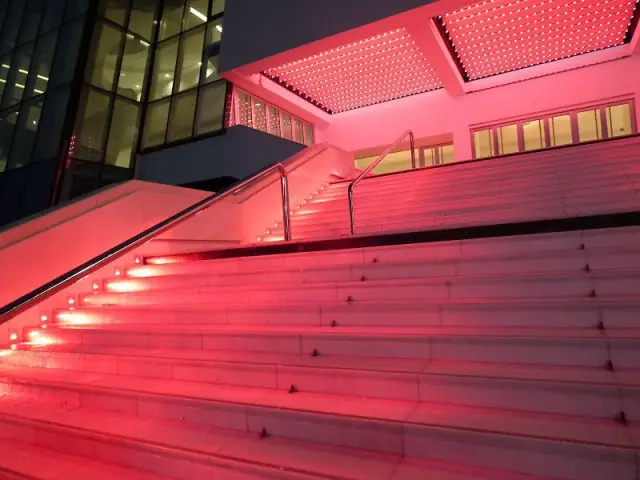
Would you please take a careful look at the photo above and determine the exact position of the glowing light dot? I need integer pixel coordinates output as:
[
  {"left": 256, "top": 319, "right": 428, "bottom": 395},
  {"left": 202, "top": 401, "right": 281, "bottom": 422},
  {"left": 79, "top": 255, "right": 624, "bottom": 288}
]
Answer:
[{"left": 9, "top": 333, "right": 17, "bottom": 341}]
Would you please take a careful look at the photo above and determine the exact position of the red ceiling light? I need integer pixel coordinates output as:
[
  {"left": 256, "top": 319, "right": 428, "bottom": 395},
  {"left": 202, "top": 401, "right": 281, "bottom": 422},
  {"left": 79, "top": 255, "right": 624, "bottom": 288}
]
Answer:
[
  {"left": 440, "top": 0, "right": 639, "bottom": 80},
  {"left": 262, "top": 28, "right": 443, "bottom": 113}
]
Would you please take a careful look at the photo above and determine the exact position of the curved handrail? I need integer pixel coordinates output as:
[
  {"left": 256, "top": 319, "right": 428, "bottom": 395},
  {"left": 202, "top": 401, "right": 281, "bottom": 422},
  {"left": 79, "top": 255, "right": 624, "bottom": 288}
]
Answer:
[
  {"left": 0, "top": 151, "right": 315, "bottom": 324},
  {"left": 348, "top": 130, "right": 415, "bottom": 235}
]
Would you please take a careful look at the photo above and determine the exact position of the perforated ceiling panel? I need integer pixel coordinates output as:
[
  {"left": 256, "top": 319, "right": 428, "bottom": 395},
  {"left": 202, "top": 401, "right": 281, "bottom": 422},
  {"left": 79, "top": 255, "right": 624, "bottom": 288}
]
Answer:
[
  {"left": 262, "top": 28, "right": 444, "bottom": 114},
  {"left": 439, "top": 0, "right": 640, "bottom": 80}
]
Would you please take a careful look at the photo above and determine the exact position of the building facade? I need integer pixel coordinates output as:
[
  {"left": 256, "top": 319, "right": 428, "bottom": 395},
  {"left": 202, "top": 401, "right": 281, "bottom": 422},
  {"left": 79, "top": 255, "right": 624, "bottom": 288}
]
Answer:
[{"left": 0, "top": 0, "right": 639, "bottom": 227}]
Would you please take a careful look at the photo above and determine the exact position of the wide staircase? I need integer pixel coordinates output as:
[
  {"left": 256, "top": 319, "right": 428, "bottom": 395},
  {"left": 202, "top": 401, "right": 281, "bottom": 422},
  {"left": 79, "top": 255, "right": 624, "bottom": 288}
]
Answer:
[
  {"left": 261, "top": 135, "right": 640, "bottom": 242},
  {"left": 1, "top": 137, "right": 640, "bottom": 479}
]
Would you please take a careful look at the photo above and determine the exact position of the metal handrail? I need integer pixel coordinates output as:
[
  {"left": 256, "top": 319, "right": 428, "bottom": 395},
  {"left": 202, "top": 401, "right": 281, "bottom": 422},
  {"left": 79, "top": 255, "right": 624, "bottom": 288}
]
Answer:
[
  {"left": 348, "top": 130, "right": 415, "bottom": 235},
  {"left": 0, "top": 158, "right": 301, "bottom": 324}
]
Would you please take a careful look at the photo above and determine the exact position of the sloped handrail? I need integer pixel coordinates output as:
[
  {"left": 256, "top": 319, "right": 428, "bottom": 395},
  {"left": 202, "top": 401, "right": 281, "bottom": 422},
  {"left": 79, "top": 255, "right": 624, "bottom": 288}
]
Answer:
[
  {"left": 0, "top": 146, "right": 328, "bottom": 325},
  {"left": 348, "top": 130, "right": 415, "bottom": 235}
]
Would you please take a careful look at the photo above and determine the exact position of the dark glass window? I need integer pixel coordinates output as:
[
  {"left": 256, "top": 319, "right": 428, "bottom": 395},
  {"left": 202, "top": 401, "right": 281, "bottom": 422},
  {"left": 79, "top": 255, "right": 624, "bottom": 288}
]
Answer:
[
  {"left": 32, "top": 85, "right": 71, "bottom": 164},
  {"left": 1, "top": 42, "right": 34, "bottom": 108},
  {"left": 196, "top": 81, "right": 225, "bottom": 134},
  {"left": 17, "top": 0, "right": 45, "bottom": 46},
  {"left": 7, "top": 97, "right": 43, "bottom": 169},
  {"left": 167, "top": 88, "right": 197, "bottom": 142},
  {"left": 143, "top": 98, "right": 170, "bottom": 148},
  {"left": 0, "top": 0, "right": 26, "bottom": 54},
  {"left": 0, "top": 107, "right": 19, "bottom": 172},
  {"left": 73, "top": 88, "right": 112, "bottom": 163},
  {"left": 49, "top": 16, "right": 85, "bottom": 88},
  {"left": 40, "top": 0, "right": 66, "bottom": 34},
  {"left": 24, "top": 30, "right": 57, "bottom": 99}
]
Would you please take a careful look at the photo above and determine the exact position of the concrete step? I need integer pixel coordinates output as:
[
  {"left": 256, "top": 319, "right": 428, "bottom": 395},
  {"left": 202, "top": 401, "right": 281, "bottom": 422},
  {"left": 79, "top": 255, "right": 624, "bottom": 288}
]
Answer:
[
  {"left": 49, "top": 298, "right": 640, "bottom": 329},
  {"left": 0, "top": 438, "right": 171, "bottom": 480},
  {"left": 138, "top": 226, "right": 640, "bottom": 277},
  {"left": 0, "top": 365, "right": 634, "bottom": 480},
  {"left": 76, "top": 270, "right": 640, "bottom": 310},
  {"left": 25, "top": 323, "right": 640, "bottom": 369},
  {"left": 0, "top": 395, "right": 565, "bottom": 480},
  {"left": 296, "top": 186, "right": 640, "bottom": 218},
  {"left": 6, "top": 345, "right": 638, "bottom": 419}
]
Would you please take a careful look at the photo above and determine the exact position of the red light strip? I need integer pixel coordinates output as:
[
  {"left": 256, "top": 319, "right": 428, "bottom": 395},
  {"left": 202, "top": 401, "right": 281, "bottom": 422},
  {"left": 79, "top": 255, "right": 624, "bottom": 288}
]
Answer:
[
  {"left": 263, "top": 28, "right": 443, "bottom": 113},
  {"left": 440, "top": 0, "right": 639, "bottom": 80}
]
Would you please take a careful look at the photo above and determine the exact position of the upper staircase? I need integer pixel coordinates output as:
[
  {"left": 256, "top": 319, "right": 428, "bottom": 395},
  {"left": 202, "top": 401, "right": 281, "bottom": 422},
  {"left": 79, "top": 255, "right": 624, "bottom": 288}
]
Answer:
[
  {"left": 1, "top": 136, "right": 640, "bottom": 479},
  {"left": 260, "top": 136, "right": 640, "bottom": 241}
]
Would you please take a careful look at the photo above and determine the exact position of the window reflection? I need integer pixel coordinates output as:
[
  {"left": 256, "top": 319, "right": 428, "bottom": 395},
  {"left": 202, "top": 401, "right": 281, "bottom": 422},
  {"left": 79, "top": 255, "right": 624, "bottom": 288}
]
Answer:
[
  {"left": 196, "top": 81, "right": 225, "bottom": 134},
  {"left": 168, "top": 89, "right": 197, "bottom": 142},
  {"left": 99, "top": 0, "right": 128, "bottom": 26},
  {"left": 185, "top": 0, "right": 209, "bottom": 30},
  {"left": 150, "top": 37, "right": 179, "bottom": 100},
  {"left": 85, "top": 22, "right": 124, "bottom": 92},
  {"left": 105, "top": 98, "right": 140, "bottom": 168},
  {"left": 159, "top": 2, "right": 184, "bottom": 40},
  {"left": 143, "top": 99, "right": 170, "bottom": 148},
  {"left": 0, "top": 56, "right": 10, "bottom": 100},
  {"left": 117, "top": 34, "right": 151, "bottom": 101},
  {"left": 0, "top": 1, "right": 25, "bottom": 55},
  {"left": 176, "top": 26, "right": 205, "bottom": 92},
  {"left": 201, "top": 43, "right": 220, "bottom": 84},
  {"left": 211, "top": 0, "right": 225, "bottom": 16},
  {"left": 17, "top": 0, "right": 44, "bottom": 45},
  {"left": 207, "top": 18, "right": 223, "bottom": 44},
  {"left": 282, "top": 114, "right": 292, "bottom": 140}
]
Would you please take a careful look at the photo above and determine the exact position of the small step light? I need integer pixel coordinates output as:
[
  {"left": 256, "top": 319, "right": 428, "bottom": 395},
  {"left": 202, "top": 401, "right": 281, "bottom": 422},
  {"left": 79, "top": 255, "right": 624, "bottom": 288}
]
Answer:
[
  {"left": 135, "top": 257, "right": 142, "bottom": 264},
  {"left": 115, "top": 268, "right": 122, "bottom": 277},
  {"left": 9, "top": 333, "right": 17, "bottom": 341},
  {"left": 68, "top": 297, "right": 75, "bottom": 305},
  {"left": 92, "top": 282, "right": 100, "bottom": 291}
]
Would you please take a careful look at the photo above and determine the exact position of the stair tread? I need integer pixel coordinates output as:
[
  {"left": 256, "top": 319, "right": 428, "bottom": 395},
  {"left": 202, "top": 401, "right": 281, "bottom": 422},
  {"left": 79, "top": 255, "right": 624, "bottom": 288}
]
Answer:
[
  {"left": 11, "top": 344, "right": 637, "bottom": 385},
  {"left": 43, "top": 322, "right": 638, "bottom": 339},
  {"left": 0, "top": 365, "right": 633, "bottom": 449},
  {"left": 0, "top": 399, "right": 555, "bottom": 480},
  {"left": 0, "top": 437, "right": 170, "bottom": 480}
]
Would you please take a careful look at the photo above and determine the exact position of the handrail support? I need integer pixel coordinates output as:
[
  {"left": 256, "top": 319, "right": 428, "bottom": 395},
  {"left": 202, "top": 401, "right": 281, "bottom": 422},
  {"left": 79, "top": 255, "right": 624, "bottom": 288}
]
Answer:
[{"left": 348, "top": 130, "right": 416, "bottom": 236}]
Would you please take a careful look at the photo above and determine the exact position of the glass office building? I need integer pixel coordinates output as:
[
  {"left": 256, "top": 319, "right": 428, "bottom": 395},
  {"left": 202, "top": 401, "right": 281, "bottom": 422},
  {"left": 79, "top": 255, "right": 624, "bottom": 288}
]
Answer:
[{"left": 0, "top": 0, "right": 228, "bottom": 226}]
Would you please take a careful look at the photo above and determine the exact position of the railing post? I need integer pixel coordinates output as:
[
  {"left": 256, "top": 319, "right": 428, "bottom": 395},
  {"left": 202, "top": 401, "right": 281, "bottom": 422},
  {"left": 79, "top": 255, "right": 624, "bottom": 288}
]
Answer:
[
  {"left": 348, "top": 184, "right": 355, "bottom": 236},
  {"left": 410, "top": 132, "right": 416, "bottom": 169},
  {"left": 280, "top": 171, "right": 292, "bottom": 241}
]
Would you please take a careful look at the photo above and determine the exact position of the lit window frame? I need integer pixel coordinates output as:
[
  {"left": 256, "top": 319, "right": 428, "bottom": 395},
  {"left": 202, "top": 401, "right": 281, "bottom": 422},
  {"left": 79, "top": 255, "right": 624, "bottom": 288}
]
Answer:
[
  {"left": 470, "top": 99, "right": 637, "bottom": 159},
  {"left": 229, "top": 87, "right": 316, "bottom": 146}
]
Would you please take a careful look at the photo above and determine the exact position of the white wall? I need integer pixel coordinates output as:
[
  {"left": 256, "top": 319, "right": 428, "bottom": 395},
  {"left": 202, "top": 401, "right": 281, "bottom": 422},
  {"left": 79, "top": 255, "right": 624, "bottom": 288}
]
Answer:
[{"left": 320, "top": 55, "right": 640, "bottom": 161}]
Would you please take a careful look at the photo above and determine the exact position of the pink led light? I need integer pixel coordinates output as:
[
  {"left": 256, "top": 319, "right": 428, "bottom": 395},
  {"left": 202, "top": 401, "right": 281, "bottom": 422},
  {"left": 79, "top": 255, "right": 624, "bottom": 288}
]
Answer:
[
  {"left": 441, "top": 0, "right": 638, "bottom": 80},
  {"left": 262, "top": 28, "right": 443, "bottom": 113}
]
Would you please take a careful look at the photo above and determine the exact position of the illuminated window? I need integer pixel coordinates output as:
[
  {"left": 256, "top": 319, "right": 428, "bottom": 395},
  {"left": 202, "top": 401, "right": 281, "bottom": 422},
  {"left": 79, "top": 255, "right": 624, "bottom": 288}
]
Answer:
[
  {"left": 522, "top": 120, "right": 545, "bottom": 151},
  {"left": 550, "top": 115, "right": 573, "bottom": 147},
  {"left": 606, "top": 104, "right": 633, "bottom": 138},
  {"left": 472, "top": 101, "right": 635, "bottom": 159},
  {"left": 577, "top": 110, "right": 602, "bottom": 143},
  {"left": 473, "top": 129, "right": 494, "bottom": 159},
  {"left": 498, "top": 124, "right": 519, "bottom": 155},
  {"left": 230, "top": 89, "right": 314, "bottom": 146}
]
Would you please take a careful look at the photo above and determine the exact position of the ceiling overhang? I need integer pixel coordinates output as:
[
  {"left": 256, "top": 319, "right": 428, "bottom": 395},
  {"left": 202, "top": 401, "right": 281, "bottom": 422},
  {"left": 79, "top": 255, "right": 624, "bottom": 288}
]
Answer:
[
  {"left": 241, "top": 0, "right": 640, "bottom": 114},
  {"left": 262, "top": 28, "right": 444, "bottom": 114},
  {"left": 437, "top": 0, "right": 640, "bottom": 81}
]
